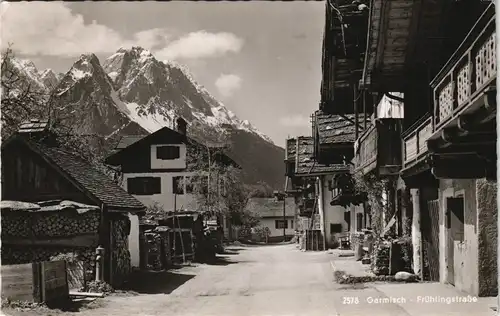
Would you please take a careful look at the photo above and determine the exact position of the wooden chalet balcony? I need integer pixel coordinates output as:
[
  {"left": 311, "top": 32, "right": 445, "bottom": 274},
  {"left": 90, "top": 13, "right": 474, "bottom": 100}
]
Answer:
[
  {"left": 402, "top": 115, "right": 433, "bottom": 169},
  {"left": 354, "top": 119, "right": 402, "bottom": 177},
  {"left": 432, "top": 5, "right": 496, "bottom": 132},
  {"left": 427, "top": 4, "right": 497, "bottom": 180}
]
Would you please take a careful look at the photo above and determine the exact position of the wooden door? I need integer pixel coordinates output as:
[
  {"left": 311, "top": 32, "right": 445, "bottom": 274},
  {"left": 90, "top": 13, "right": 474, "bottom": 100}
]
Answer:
[{"left": 445, "top": 197, "right": 464, "bottom": 285}]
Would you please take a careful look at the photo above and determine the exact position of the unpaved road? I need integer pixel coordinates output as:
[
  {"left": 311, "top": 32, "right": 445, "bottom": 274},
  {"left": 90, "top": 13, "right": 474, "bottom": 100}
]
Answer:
[
  {"left": 4, "top": 244, "right": 492, "bottom": 316},
  {"left": 5, "top": 244, "right": 343, "bottom": 316}
]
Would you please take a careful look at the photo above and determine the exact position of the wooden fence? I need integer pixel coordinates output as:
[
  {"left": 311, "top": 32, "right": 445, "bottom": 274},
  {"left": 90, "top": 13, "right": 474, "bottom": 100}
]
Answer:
[{"left": 1, "top": 260, "right": 69, "bottom": 303}]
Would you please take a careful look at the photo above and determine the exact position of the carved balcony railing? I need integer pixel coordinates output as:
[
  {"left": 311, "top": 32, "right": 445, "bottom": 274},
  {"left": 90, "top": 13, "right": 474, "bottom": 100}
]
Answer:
[
  {"left": 354, "top": 119, "right": 402, "bottom": 176},
  {"left": 432, "top": 5, "right": 496, "bottom": 130},
  {"left": 402, "top": 115, "right": 433, "bottom": 168}
]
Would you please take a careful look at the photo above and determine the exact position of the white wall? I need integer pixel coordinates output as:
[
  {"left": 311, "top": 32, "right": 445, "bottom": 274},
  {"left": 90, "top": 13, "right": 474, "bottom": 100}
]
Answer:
[
  {"left": 150, "top": 144, "right": 187, "bottom": 169},
  {"left": 122, "top": 172, "right": 195, "bottom": 211},
  {"left": 438, "top": 179, "right": 479, "bottom": 295},
  {"left": 351, "top": 204, "right": 365, "bottom": 232},
  {"left": 259, "top": 217, "right": 295, "bottom": 237},
  {"left": 320, "top": 176, "right": 351, "bottom": 248},
  {"left": 128, "top": 213, "right": 140, "bottom": 268}
]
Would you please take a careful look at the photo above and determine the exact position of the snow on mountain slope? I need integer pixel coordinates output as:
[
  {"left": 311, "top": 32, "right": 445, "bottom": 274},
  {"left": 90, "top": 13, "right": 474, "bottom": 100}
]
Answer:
[
  {"left": 5, "top": 57, "right": 47, "bottom": 91},
  {"left": 103, "top": 47, "right": 274, "bottom": 144},
  {"left": 50, "top": 53, "right": 147, "bottom": 138},
  {"left": 11, "top": 49, "right": 284, "bottom": 188}
]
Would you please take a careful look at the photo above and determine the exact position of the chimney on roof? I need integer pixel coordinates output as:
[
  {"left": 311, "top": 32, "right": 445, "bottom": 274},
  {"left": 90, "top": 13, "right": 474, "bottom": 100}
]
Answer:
[{"left": 176, "top": 117, "right": 187, "bottom": 136}]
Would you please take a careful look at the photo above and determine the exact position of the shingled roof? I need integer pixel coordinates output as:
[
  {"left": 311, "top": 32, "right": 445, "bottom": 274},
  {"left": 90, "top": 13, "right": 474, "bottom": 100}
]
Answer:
[
  {"left": 25, "top": 138, "right": 145, "bottom": 211},
  {"left": 285, "top": 138, "right": 297, "bottom": 162},
  {"left": 315, "top": 112, "right": 369, "bottom": 146},
  {"left": 295, "top": 136, "right": 349, "bottom": 175},
  {"left": 115, "top": 135, "right": 148, "bottom": 150}
]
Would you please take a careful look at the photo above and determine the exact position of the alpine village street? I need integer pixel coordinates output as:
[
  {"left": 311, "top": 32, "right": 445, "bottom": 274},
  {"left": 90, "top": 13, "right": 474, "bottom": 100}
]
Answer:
[
  {"left": 3, "top": 243, "right": 495, "bottom": 316},
  {"left": 1, "top": 1, "right": 498, "bottom": 316}
]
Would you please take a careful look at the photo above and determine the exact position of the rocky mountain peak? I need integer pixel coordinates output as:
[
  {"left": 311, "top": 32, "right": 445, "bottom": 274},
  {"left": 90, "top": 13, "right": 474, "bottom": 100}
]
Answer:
[
  {"left": 39, "top": 69, "right": 59, "bottom": 90},
  {"left": 15, "top": 48, "right": 283, "bottom": 188}
]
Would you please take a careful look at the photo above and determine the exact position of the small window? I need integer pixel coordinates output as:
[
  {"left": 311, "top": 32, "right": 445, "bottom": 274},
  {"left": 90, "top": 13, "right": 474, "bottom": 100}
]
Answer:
[
  {"left": 127, "top": 177, "right": 161, "bottom": 195},
  {"left": 156, "top": 146, "right": 180, "bottom": 160},
  {"left": 290, "top": 220, "right": 294, "bottom": 229},
  {"left": 275, "top": 220, "right": 288, "bottom": 229},
  {"left": 330, "top": 223, "right": 342, "bottom": 233},
  {"left": 172, "top": 176, "right": 184, "bottom": 195}
]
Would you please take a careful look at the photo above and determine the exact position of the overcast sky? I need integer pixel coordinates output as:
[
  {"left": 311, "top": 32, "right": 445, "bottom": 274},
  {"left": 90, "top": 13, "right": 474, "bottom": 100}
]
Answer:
[{"left": 1, "top": 2, "right": 324, "bottom": 147}]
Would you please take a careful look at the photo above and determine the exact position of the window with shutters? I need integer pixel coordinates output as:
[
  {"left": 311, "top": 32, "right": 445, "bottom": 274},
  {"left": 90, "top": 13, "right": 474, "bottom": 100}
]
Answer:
[
  {"left": 156, "top": 146, "right": 180, "bottom": 160},
  {"left": 275, "top": 220, "right": 288, "bottom": 229},
  {"left": 127, "top": 177, "right": 161, "bottom": 195}
]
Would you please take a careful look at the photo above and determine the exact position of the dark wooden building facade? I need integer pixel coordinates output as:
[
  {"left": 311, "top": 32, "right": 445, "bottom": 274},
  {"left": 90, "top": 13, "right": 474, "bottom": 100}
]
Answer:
[{"left": 1, "top": 122, "right": 146, "bottom": 287}]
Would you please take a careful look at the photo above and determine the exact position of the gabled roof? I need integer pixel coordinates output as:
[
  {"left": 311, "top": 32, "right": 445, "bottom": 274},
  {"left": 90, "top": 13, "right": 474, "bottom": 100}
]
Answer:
[
  {"left": 295, "top": 136, "right": 350, "bottom": 175},
  {"left": 106, "top": 126, "right": 239, "bottom": 168},
  {"left": 3, "top": 135, "right": 145, "bottom": 211},
  {"left": 245, "top": 197, "right": 295, "bottom": 218},
  {"left": 115, "top": 135, "right": 149, "bottom": 150},
  {"left": 106, "top": 127, "right": 189, "bottom": 165},
  {"left": 316, "top": 112, "right": 369, "bottom": 145}
]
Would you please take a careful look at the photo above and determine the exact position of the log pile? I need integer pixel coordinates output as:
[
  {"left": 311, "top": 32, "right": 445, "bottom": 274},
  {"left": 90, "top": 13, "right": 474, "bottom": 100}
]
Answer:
[
  {"left": 1, "top": 211, "right": 31, "bottom": 237},
  {"left": 1, "top": 209, "right": 100, "bottom": 238},
  {"left": 1, "top": 246, "right": 95, "bottom": 270},
  {"left": 32, "top": 210, "right": 100, "bottom": 237},
  {"left": 349, "top": 232, "right": 365, "bottom": 251},
  {"left": 371, "top": 240, "right": 390, "bottom": 275},
  {"left": 110, "top": 218, "right": 131, "bottom": 287},
  {"left": 396, "top": 237, "right": 413, "bottom": 273}
]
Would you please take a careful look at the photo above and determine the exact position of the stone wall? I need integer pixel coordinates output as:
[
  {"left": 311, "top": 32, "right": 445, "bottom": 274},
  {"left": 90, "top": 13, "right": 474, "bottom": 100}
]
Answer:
[{"left": 477, "top": 178, "right": 497, "bottom": 296}]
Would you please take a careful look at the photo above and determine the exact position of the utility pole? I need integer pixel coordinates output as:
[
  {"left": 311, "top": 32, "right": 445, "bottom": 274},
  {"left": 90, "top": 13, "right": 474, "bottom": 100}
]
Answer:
[{"left": 283, "top": 192, "right": 286, "bottom": 242}]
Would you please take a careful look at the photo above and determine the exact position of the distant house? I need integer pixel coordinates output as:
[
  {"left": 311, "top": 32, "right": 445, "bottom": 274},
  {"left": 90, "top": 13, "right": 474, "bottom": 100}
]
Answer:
[
  {"left": 1, "top": 120, "right": 146, "bottom": 284},
  {"left": 246, "top": 197, "right": 295, "bottom": 242},
  {"left": 105, "top": 117, "right": 195, "bottom": 212},
  {"left": 105, "top": 117, "right": 238, "bottom": 238}
]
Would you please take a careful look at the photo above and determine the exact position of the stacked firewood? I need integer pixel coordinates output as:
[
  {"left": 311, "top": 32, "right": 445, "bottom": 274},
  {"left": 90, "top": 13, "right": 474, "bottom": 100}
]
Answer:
[
  {"left": 111, "top": 218, "right": 132, "bottom": 286},
  {"left": 1, "top": 211, "right": 32, "bottom": 237},
  {"left": 1, "top": 246, "right": 95, "bottom": 267},
  {"left": 371, "top": 240, "right": 391, "bottom": 275},
  {"left": 32, "top": 211, "right": 100, "bottom": 237},
  {"left": 349, "top": 232, "right": 365, "bottom": 250},
  {"left": 1, "top": 210, "right": 100, "bottom": 238}
]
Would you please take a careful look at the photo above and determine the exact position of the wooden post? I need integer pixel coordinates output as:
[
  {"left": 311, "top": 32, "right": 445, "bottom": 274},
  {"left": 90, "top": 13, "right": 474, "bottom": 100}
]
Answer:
[
  {"left": 411, "top": 189, "right": 423, "bottom": 279},
  {"left": 363, "top": 90, "right": 367, "bottom": 130},
  {"left": 98, "top": 204, "right": 111, "bottom": 284},
  {"left": 95, "top": 246, "right": 105, "bottom": 282},
  {"left": 354, "top": 81, "right": 359, "bottom": 140}
]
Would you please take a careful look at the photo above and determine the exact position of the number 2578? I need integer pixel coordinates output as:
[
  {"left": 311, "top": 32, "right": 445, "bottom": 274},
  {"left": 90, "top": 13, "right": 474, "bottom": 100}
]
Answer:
[{"left": 342, "top": 297, "right": 360, "bottom": 304}]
